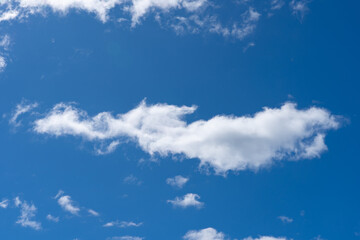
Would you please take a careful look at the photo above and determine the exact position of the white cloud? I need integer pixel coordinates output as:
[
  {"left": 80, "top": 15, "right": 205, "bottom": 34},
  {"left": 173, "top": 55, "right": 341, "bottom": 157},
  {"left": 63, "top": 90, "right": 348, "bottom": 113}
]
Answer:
[
  {"left": 0, "top": 1, "right": 265, "bottom": 41},
  {"left": 46, "top": 214, "right": 59, "bottom": 222},
  {"left": 0, "top": 35, "right": 10, "bottom": 72},
  {"left": 9, "top": 100, "right": 38, "bottom": 127},
  {"left": 270, "top": 0, "right": 284, "bottom": 10},
  {"left": 0, "top": 199, "right": 9, "bottom": 208},
  {"left": 169, "top": 7, "right": 261, "bottom": 40},
  {"left": 58, "top": 195, "right": 80, "bottom": 215},
  {"left": 0, "top": 9, "right": 20, "bottom": 22},
  {"left": 0, "top": 0, "right": 314, "bottom": 44},
  {"left": 123, "top": 174, "right": 142, "bottom": 185},
  {"left": 182, "top": 0, "right": 207, "bottom": 12},
  {"left": 0, "top": 34, "right": 11, "bottom": 49},
  {"left": 290, "top": 0, "right": 310, "bottom": 21},
  {"left": 166, "top": 175, "right": 189, "bottom": 188},
  {"left": 96, "top": 140, "right": 120, "bottom": 155},
  {"left": 103, "top": 220, "right": 143, "bottom": 228},
  {"left": 0, "top": 55, "right": 6, "bottom": 71},
  {"left": 278, "top": 216, "right": 293, "bottom": 223},
  {"left": 229, "top": 7, "right": 260, "bottom": 40},
  {"left": 31, "top": 101, "right": 340, "bottom": 175},
  {"left": 54, "top": 190, "right": 64, "bottom": 199},
  {"left": 54, "top": 191, "right": 80, "bottom": 215},
  {"left": 88, "top": 209, "right": 100, "bottom": 216},
  {"left": 0, "top": 0, "right": 207, "bottom": 25},
  {"left": 107, "top": 237, "right": 143, "bottom": 240},
  {"left": 183, "top": 228, "right": 226, "bottom": 240},
  {"left": 312, "top": 236, "right": 326, "bottom": 240},
  {"left": 14, "top": 0, "right": 122, "bottom": 22},
  {"left": 243, "top": 41, "right": 255, "bottom": 52},
  {"left": 14, "top": 196, "right": 21, "bottom": 207},
  {"left": 128, "top": 0, "right": 207, "bottom": 26},
  {"left": 168, "top": 193, "right": 203, "bottom": 208},
  {"left": 183, "top": 228, "right": 289, "bottom": 240},
  {"left": 243, "top": 237, "right": 288, "bottom": 240},
  {"left": 15, "top": 197, "right": 42, "bottom": 230},
  {"left": 103, "top": 221, "right": 116, "bottom": 227}
]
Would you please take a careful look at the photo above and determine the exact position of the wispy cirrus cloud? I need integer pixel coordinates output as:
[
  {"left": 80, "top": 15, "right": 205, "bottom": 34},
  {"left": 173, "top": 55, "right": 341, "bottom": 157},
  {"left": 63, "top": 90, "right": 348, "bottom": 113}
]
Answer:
[
  {"left": 96, "top": 140, "right": 120, "bottom": 155},
  {"left": 88, "top": 209, "right": 100, "bottom": 217},
  {"left": 107, "top": 237, "right": 143, "bottom": 240},
  {"left": 14, "top": 197, "right": 42, "bottom": 230},
  {"left": 0, "top": 34, "right": 11, "bottom": 72},
  {"left": 278, "top": 215, "right": 293, "bottom": 223},
  {"left": 183, "top": 227, "right": 289, "bottom": 240},
  {"left": 128, "top": 0, "right": 208, "bottom": 26},
  {"left": 25, "top": 100, "right": 341, "bottom": 175},
  {"left": 290, "top": 0, "right": 311, "bottom": 22},
  {"left": 243, "top": 237, "right": 288, "bottom": 240},
  {"left": 168, "top": 6, "right": 261, "bottom": 40},
  {"left": 0, "top": 0, "right": 316, "bottom": 73},
  {"left": 103, "top": 220, "right": 143, "bottom": 228},
  {"left": 9, "top": 100, "right": 38, "bottom": 127},
  {"left": 168, "top": 193, "right": 204, "bottom": 208},
  {"left": 166, "top": 175, "right": 189, "bottom": 188}
]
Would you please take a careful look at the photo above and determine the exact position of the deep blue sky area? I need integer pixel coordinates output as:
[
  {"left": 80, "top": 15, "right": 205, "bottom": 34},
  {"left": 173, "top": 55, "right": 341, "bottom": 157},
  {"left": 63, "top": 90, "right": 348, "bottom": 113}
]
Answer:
[{"left": 0, "top": 0, "right": 359, "bottom": 240}]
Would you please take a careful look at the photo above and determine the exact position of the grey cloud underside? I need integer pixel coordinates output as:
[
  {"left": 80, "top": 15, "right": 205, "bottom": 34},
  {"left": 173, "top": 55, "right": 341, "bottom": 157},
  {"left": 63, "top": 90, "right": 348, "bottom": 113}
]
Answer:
[{"left": 31, "top": 101, "right": 340, "bottom": 174}]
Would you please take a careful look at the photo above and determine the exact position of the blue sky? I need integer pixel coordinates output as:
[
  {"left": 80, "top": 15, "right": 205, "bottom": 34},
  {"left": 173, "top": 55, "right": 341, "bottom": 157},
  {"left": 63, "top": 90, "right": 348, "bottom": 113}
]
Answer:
[{"left": 0, "top": 0, "right": 359, "bottom": 240}]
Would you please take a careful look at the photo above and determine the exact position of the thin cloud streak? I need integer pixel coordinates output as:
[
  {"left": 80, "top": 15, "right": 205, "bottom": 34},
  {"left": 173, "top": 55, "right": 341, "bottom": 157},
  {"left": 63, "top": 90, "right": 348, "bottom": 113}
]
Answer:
[{"left": 29, "top": 101, "right": 341, "bottom": 175}]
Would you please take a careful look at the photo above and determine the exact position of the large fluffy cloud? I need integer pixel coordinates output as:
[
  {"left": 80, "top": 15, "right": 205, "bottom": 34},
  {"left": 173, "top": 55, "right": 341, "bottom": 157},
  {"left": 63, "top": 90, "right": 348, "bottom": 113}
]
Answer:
[
  {"left": 54, "top": 190, "right": 80, "bottom": 215},
  {"left": 31, "top": 101, "right": 340, "bottom": 174},
  {"left": 183, "top": 228, "right": 226, "bottom": 240}
]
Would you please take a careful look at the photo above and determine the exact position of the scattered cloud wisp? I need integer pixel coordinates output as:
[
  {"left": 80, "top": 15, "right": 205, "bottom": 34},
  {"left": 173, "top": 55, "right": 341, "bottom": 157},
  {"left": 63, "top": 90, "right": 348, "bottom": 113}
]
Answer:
[
  {"left": 278, "top": 215, "right": 293, "bottom": 223},
  {"left": 168, "top": 193, "right": 204, "bottom": 208},
  {"left": 103, "top": 220, "right": 143, "bottom": 228},
  {"left": 166, "top": 175, "right": 189, "bottom": 188},
  {"left": 0, "top": 199, "right": 9, "bottom": 208}
]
